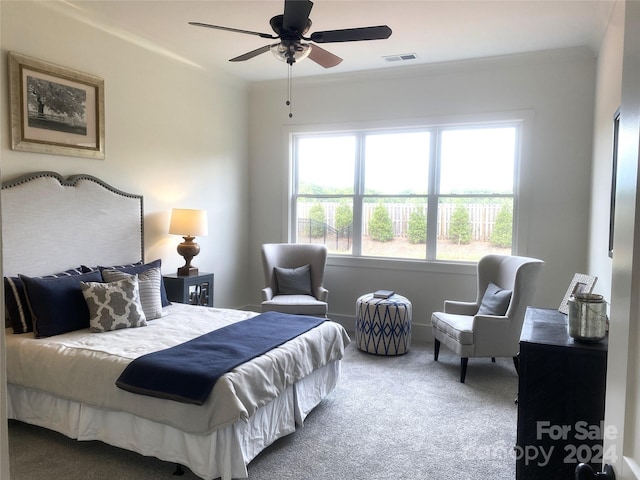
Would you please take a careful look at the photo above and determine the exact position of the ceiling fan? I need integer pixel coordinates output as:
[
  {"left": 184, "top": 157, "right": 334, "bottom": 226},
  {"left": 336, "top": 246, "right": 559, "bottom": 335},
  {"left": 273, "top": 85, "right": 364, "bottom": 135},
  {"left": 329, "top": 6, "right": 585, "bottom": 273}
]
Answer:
[{"left": 189, "top": 0, "right": 392, "bottom": 69}]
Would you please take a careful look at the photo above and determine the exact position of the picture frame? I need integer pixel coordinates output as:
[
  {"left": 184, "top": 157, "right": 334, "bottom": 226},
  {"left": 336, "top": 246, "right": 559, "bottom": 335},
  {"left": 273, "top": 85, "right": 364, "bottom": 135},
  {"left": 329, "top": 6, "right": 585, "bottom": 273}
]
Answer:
[
  {"left": 8, "top": 52, "right": 105, "bottom": 160},
  {"left": 558, "top": 273, "right": 598, "bottom": 314},
  {"left": 608, "top": 107, "right": 620, "bottom": 258}
]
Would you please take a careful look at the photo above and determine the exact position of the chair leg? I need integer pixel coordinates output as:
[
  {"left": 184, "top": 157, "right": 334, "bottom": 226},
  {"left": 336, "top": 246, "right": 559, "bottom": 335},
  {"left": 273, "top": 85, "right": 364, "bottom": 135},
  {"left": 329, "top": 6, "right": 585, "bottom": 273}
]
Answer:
[
  {"left": 513, "top": 356, "right": 520, "bottom": 375},
  {"left": 434, "top": 339, "right": 441, "bottom": 361},
  {"left": 460, "top": 357, "right": 468, "bottom": 383}
]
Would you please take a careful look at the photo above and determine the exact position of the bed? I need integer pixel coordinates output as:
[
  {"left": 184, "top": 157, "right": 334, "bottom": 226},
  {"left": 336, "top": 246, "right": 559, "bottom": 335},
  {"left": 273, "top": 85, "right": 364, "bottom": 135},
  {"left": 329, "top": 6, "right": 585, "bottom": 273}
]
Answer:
[{"left": 2, "top": 171, "right": 350, "bottom": 480}]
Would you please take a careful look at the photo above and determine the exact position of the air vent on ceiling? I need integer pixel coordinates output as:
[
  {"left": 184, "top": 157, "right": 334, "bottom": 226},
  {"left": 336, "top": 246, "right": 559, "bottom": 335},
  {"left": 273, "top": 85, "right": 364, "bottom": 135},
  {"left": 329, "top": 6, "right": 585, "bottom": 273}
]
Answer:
[{"left": 383, "top": 53, "right": 417, "bottom": 63}]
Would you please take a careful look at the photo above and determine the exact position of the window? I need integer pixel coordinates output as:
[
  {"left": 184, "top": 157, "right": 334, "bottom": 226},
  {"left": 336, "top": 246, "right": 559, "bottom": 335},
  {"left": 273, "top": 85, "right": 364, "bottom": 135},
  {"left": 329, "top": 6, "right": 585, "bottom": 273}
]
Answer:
[{"left": 291, "top": 122, "right": 519, "bottom": 262}]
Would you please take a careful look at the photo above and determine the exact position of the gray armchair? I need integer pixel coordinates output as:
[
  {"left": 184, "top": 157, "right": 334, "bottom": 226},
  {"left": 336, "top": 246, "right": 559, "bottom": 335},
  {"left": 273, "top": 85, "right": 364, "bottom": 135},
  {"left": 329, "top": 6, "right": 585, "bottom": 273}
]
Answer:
[
  {"left": 261, "top": 243, "right": 328, "bottom": 317},
  {"left": 431, "top": 254, "right": 544, "bottom": 383}
]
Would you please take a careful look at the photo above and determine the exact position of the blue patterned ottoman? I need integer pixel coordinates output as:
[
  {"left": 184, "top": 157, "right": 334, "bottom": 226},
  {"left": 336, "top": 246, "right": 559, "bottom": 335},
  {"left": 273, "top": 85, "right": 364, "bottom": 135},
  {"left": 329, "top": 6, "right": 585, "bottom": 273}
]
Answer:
[{"left": 355, "top": 293, "right": 412, "bottom": 355}]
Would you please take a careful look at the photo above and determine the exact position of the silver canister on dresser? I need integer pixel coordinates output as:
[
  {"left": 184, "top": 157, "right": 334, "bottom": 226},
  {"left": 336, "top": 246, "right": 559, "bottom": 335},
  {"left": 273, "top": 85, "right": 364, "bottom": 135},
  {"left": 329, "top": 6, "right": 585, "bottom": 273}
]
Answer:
[{"left": 567, "top": 293, "right": 608, "bottom": 343}]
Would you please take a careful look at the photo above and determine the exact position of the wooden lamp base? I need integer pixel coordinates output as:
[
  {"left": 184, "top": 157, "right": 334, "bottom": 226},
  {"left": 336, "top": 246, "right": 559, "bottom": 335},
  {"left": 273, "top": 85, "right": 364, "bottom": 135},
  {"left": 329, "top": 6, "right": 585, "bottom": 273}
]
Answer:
[{"left": 176, "top": 236, "right": 200, "bottom": 276}]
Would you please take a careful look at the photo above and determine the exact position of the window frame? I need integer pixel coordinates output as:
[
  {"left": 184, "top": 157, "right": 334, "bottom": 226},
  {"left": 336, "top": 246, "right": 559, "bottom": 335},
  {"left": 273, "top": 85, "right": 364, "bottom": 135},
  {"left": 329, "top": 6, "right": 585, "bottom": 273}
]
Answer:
[{"left": 287, "top": 113, "right": 527, "bottom": 266}]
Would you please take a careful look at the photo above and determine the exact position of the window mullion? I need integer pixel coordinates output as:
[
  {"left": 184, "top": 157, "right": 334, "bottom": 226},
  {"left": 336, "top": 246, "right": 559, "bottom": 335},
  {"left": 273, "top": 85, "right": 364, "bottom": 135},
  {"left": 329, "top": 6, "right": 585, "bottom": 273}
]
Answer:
[
  {"left": 352, "top": 133, "right": 365, "bottom": 256},
  {"left": 290, "top": 135, "right": 299, "bottom": 242},
  {"left": 426, "top": 127, "right": 439, "bottom": 260}
]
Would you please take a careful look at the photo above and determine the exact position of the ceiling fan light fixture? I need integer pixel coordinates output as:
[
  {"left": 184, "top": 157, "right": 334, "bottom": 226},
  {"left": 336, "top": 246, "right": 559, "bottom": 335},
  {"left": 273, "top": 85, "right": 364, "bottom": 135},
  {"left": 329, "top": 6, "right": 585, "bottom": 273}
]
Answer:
[
  {"left": 189, "top": 0, "right": 392, "bottom": 116},
  {"left": 270, "top": 42, "right": 311, "bottom": 65}
]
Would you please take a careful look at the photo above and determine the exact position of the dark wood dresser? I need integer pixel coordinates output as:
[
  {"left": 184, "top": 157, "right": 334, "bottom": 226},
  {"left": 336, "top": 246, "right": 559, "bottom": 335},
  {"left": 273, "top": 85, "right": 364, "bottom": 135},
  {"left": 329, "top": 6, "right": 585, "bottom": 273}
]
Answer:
[{"left": 516, "top": 307, "right": 608, "bottom": 479}]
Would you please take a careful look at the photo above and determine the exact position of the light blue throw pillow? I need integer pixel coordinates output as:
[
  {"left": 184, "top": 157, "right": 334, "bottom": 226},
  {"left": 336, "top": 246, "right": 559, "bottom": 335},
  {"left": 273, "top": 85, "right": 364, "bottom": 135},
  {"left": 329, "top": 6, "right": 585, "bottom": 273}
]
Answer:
[{"left": 477, "top": 282, "right": 512, "bottom": 316}]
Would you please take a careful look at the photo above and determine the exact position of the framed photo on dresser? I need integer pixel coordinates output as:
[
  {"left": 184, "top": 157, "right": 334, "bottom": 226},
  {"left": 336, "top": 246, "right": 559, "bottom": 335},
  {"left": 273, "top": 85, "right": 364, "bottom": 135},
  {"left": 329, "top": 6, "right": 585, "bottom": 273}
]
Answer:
[{"left": 558, "top": 273, "right": 597, "bottom": 314}]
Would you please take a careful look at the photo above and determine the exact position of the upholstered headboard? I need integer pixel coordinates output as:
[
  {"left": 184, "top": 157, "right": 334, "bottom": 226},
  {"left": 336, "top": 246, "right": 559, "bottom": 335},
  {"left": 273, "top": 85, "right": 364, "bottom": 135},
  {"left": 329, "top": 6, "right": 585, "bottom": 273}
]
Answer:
[{"left": 1, "top": 172, "right": 143, "bottom": 277}]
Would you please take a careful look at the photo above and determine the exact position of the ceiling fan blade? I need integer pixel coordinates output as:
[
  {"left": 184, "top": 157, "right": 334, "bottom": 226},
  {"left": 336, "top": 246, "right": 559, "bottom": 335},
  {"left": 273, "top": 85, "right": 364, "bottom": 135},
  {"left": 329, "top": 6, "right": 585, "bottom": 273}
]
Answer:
[
  {"left": 308, "top": 44, "right": 342, "bottom": 68},
  {"left": 282, "top": 0, "right": 313, "bottom": 35},
  {"left": 229, "top": 45, "right": 272, "bottom": 62},
  {"left": 310, "top": 25, "right": 392, "bottom": 43},
  {"left": 189, "top": 22, "right": 277, "bottom": 39}
]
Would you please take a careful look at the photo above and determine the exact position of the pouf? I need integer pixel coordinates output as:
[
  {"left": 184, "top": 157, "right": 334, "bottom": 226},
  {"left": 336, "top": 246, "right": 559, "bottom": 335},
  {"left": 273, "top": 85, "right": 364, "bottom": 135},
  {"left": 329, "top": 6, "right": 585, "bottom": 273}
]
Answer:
[{"left": 355, "top": 293, "right": 412, "bottom": 355}]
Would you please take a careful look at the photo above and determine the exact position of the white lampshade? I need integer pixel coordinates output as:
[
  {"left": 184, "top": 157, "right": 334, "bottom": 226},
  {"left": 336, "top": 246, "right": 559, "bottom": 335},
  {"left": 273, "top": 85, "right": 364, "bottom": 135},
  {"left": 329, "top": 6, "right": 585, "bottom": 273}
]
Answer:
[{"left": 169, "top": 208, "right": 208, "bottom": 237}]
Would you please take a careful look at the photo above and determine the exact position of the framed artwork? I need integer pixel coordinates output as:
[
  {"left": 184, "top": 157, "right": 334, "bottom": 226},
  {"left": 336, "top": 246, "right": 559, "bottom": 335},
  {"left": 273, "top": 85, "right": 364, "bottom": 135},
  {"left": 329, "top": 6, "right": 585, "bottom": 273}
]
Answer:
[
  {"left": 609, "top": 108, "right": 620, "bottom": 258},
  {"left": 559, "top": 273, "right": 598, "bottom": 314},
  {"left": 8, "top": 52, "right": 105, "bottom": 160}
]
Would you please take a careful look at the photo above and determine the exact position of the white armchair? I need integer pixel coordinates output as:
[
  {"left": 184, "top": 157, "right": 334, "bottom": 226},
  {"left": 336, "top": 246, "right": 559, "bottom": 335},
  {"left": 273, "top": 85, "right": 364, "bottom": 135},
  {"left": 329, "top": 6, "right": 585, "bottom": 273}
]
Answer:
[
  {"left": 431, "top": 254, "right": 544, "bottom": 383},
  {"left": 261, "top": 243, "right": 328, "bottom": 317}
]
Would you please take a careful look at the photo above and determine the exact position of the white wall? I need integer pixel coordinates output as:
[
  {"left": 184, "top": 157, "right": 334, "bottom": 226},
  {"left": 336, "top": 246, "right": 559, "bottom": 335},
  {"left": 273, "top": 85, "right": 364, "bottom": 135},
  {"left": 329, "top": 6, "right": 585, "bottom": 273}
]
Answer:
[
  {"left": 248, "top": 48, "right": 597, "bottom": 338},
  {"left": 588, "top": 0, "right": 625, "bottom": 304},
  {"left": 0, "top": 1, "right": 251, "bottom": 309}
]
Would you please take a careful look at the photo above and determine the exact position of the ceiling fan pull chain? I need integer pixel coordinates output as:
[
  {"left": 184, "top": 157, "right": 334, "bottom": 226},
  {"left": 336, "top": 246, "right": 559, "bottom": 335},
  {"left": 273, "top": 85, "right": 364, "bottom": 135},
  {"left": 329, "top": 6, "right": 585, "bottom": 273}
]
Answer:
[{"left": 287, "top": 64, "right": 293, "bottom": 118}]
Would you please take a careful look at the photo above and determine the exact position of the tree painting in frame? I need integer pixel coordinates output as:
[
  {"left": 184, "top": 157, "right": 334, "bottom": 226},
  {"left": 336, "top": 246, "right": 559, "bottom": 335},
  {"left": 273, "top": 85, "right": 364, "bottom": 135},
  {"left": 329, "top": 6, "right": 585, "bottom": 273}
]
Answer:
[{"left": 8, "top": 52, "right": 105, "bottom": 160}]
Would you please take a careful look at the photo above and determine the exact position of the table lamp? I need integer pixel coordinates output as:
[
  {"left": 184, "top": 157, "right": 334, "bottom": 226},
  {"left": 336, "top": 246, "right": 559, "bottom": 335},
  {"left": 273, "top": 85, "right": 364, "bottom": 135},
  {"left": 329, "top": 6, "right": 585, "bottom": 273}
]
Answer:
[{"left": 169, "top": 208, "right": 208, "bottom": 276}]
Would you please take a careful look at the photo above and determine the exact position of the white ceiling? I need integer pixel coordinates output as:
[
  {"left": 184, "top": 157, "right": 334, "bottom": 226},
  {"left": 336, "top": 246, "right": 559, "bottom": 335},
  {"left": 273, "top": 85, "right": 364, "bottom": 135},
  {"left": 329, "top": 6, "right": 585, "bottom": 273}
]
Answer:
[{"left": 54, "top": 0, "right": 615, "bottom": 83}]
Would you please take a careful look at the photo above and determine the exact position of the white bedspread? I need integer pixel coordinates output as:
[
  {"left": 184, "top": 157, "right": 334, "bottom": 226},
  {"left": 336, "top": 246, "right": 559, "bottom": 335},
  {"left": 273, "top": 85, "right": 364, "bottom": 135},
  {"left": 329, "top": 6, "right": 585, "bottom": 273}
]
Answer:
[{"left": 6, "top": 304, "right": 350, "bottom": 434}]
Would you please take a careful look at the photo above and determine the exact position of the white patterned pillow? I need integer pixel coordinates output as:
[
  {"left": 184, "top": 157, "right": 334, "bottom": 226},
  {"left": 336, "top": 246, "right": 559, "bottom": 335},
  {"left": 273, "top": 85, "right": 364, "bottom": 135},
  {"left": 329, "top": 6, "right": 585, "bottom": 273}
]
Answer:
[
  {"left": 80, "top": 276, "right": 147, "bottom": 333},
  {"left": 101, "top": 267, "right": 163, "bottom": 320}
]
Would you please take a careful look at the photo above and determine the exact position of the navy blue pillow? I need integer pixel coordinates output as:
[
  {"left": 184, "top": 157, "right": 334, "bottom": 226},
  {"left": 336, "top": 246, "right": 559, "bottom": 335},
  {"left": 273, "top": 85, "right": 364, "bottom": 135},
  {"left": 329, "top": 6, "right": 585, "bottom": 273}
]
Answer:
[
  {"left": 82, "top": 261, "right": 143, "bottom": 274},
  {"left": 5, "top": 267, "right": 85, "bottom": 334},
  {"left": 20, "top": 270, "right": 102, "bottom": 338},
  {"left": 96, "top": 259, "right": 170, "bottom": 307},
  {"left": 274, "top": 264, "right": 312, "bottom": 295},
  {"left": 5, "top": 276, "right": 32, "bottom": 333}
]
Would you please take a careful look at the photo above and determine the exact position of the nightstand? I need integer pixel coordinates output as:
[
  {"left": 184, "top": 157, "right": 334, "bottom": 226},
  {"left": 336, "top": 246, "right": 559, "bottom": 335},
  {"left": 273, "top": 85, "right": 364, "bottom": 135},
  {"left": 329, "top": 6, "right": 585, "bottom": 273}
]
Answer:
[
  {"left": 163, "top": 272, "right": 214, "bottom": 307},
  {"left": 516, "top": 307, "right": 607, "bottom": 479}
]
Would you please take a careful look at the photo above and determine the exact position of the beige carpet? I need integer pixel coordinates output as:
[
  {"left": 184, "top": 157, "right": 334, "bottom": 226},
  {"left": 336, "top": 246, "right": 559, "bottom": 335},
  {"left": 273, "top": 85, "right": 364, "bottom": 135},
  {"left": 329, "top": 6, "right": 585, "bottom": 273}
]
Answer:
[{"left": 8, "top": 342, "right": 518, "bottom": 480}]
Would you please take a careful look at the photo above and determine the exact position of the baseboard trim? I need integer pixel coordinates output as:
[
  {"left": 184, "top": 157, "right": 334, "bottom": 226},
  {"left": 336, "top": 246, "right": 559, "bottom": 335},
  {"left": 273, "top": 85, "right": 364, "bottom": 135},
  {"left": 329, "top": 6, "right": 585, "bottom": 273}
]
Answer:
[{"left": 624, "top": 457, "right": 640, "bottom": 480}]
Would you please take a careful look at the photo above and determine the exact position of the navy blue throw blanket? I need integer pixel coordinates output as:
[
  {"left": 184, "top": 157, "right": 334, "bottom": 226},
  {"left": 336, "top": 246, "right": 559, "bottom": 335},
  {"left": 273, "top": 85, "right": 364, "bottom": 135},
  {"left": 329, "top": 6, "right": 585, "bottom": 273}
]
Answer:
[{"left": 116, "top": 312, "right": 325, "bottom": 405}]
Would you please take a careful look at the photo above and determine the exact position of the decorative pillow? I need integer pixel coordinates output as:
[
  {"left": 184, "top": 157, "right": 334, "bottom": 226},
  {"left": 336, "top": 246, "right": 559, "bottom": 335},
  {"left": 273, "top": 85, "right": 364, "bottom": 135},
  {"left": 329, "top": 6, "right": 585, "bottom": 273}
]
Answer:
[
  {"left": 5, "top": 276, "right": 32, "bottom": 334},
  {"left": 477, "top": 282, "right": 512, "bottom": 316},
  {"left": 102, "top": 267, "right": 162, "bottom": 320},
  {"left": 5, "top": 267, "right": 85, "bottom": 334},
  {"left": 81, "top": 276, "right": 147, "bottom": 333},
  {"left": 89, "top": 259, "right": 170, "bottom": 307},
  {"left": 19, "top": 270, "right": 103, "bottom": 338},
  {"left": 274, "top": 264, "right": 312, "bottom": 295},
  {"left": 82, "top": 261, "right": 142, "bottom": 273}
]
